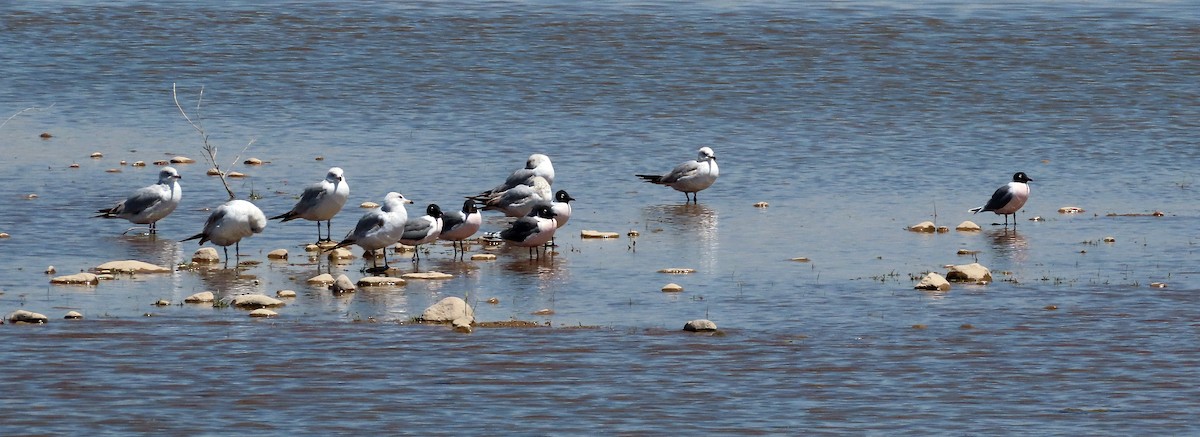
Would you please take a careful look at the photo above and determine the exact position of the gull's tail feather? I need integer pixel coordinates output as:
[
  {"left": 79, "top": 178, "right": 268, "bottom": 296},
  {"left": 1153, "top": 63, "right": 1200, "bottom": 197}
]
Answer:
[
  {"left": 968, "top": 206, "right": 984, "bottom": 214},
  {"left": 182, "top": 233, "right": 208, "bottom": 245},
  {"left": 636, "top": 174, "right": 664, "bottom": 184},
  {"left": 269, "top": 211, "right": 298, "bottom": 222}
]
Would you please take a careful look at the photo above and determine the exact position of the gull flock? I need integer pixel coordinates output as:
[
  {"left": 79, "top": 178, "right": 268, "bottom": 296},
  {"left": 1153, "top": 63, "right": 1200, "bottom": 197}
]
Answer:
[{"left": 94, "top": 146, "right": 1029, "bottom": 270}]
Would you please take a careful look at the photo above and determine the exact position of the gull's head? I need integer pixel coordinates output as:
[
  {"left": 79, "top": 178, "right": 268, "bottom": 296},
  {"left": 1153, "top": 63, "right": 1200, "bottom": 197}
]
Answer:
[
  {"left": 326, "top": 167, "right": 345, "bottom": 183},
  {"left": 527, "top": 154, "right": 551, "bottom": 169},
  {"left": 697, "top": 147, "right": 716, "bottom": 162},
  {"left": 159, "top": 166, "right": 182, "bottom": 182},
  {"left": 554, "top": 190, "right": 575, "bottom": 203},
  {"left": 533, "top": 204, "right": 558, "bottom": 219},
  {"left": 385, "top": 192, "right": 414, "bottom": 205},
  {"left": 462, "top": 199, "right": 479, "bottom": 214},
  {"left": 426, "top": 204, "right": 443, "bottom": 219},
  {"left": 1012, "top": 172, "right": 1032, "bottom": 183}
]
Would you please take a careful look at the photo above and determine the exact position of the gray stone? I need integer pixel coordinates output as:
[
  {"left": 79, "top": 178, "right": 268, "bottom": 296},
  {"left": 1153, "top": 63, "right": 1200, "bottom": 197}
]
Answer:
[
  {"left": 946, "top": 263, "right": 992, "bottom": 284},
  {"left": 683, "top": 319, "right": 718, "bottom": 332},
  {"left": 249, "top": 309, "right": 278, "bottom": 318},
  {"left": 230, "top": 294, "right": 285, "bottom": 309},
  {"left": 914, "top": 272, "right": 951, "bottom": 292},
  {"left": 192, "top": 247, "right": 221, "bottom": 263},
  {"left": 909, "top": 221, "right": 936, "bottom": 232},
  {"left": 420, "top": 297, "right": 474, "bottom": 323},
  {"left": 184, "top": 291, "right": 216, "bottom": 303},
  {"left": 95, "top": 260, "right": 171, "bottom": 274},
  {"left": 955, "top": 221, "right": 982, "bottom": 231},
  {"left": 330, "top": 274, "right": 357, "bottom": 293},
  {"left": 8, "top": 310, "right": 49, "bottom": 324},
  {"left": 50, "top": 273, "right": 99, "bottom": 285}
]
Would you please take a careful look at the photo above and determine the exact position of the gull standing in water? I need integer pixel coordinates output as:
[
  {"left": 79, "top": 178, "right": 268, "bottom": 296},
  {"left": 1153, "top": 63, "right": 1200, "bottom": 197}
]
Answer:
[
  {"left": 399, "top": 204, "right": 444, "bottom": 263},
  {"left": 438, "top": 199, "right": 482, "bottom": 259},
  {"left": 474, "top": 153, "right": 555, "bottom": 198},
  {"left": 636, "top": 147, "right": 719, "bottom": 203},
  {"left": 182, "top": 199, "right": 267, "bottom": 265},
  {"left": 536, "top": 189, "right": 575, "bottom": 247},
  {"left": 969, "top": 172, "right": 1032, "bottom": 227},
  {"left": 500, "top": 204, "right": 558, "bottom": 259},
  {"left": 329, "top": 192, "right": 412, "bottom": 273},
  {"left": 95, "top": 166, "right": 182, "bottom": 234},
  {"left": 270, "top": 167, "right": 349, "bottom": 243}
]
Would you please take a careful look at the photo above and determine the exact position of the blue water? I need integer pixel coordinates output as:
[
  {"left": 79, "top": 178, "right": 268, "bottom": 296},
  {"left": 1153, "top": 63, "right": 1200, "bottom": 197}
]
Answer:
[{"left": 2, "top": 1, "right": 1199, "bottom": 434}]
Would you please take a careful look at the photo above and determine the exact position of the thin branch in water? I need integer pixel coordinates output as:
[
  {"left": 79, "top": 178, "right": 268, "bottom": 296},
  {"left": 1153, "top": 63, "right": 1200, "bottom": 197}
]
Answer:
[
  {"left": 172, "top": 83, "right": 238, "bottom": 200},
  {"left": 0, "top": 103, "right": 56, "bottom": 131}
]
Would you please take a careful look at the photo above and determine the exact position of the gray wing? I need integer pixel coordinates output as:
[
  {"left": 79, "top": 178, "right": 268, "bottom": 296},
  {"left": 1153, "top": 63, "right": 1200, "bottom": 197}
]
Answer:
[
  {"left": 292, "top": 182, "right": 329, "bottom": 212},
  {"left": 121, "top": 185, "right": 166, "bottom": 216},
  {"left": 981, "top": 185, "right": 1014, "bottom": 212},
  {"left": 500, "top": 217, "right": 539, "bottom": 241},
  {"left": 440, "top": 210, "right": 465, "bottom": 233},
  {"left": 348, "top": 211, "right": 385, "bottom": 239},
  {"left": 401, "top": 217, "right": 435, "bottom": 240},
  {"left": 659, "top": 160, "right": 700, "bottom": 184},
  {"left": 201, "top": 207, "right": 228, "bottom": 235}
]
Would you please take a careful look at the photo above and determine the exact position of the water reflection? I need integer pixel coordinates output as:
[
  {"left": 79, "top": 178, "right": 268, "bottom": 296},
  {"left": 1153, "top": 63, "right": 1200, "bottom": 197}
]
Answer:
[
  {"left": 986, "top": 228, "right": 1030, "bottom": 263},
  {"left": 116, "top": 234, "right": 184, "bottom": 267},
  {"left": 641, "top": 203, "right": 720, "bottom": 270},
  {"left": 191, "top": 266, "right": 267, "bottom": 297}
]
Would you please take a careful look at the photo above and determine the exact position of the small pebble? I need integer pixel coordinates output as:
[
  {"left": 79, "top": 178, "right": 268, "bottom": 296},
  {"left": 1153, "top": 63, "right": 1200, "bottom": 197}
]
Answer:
[
  {"left": 1044, "top": 305, "right": 1058, "bottom": 311},
  {"left": 683, "top": 319, "right": 718, "bottom": 332},
  {"left": 661, "top": 283, "right": 684, "bottom": 292},
  {"left": 267, "top": 249, "right": 288, "bottom": 260},
  {"left": 658, "top": 268, "right": 696, "bottom": 274},
  {"left": 119, "top": 160, "right": 127, "bottom": 165},
  {"left": 532, "top": 308, "right": 555, "bottom": 316},
  {"left": 64, "top": 311, "right": 83, "bottom": 320},
  {"left": 39, "top": 132, "right": 52, "bottom": 138},
  {"left": 154, "top": 299, "right": 171, "bottom": 306},
  {"left": 790, "top": 257, "right": 810, "bottom": 262},
  {"left": 1058, "top": 206, "right": 1085, "bottom": 214},
  {"left": 486, "top": 298, "right": 500, "bottom": 304},
  {"left": 184, "top": 291, "right": 215, "bottom": 303},
  {"left": 192, "top": 247, "right": 221, "bottom": 263},
  {"left": 315, "top": 156, "right": 325, "bottom": 161},
  {"left": 360, "top": 201, "right": 379, "bottom": 209},
  {"left": 206, "top": 168, "right": 223, "bottom": 176},
  {"left": 69, "top": 163, "right": 80, "bottom": 168},
  {"left": 1150, "top": 282, "right": 1167, "bottom": 288},
  {"left": 227, "top": 171, "right": 246, "bottom": 178},
  {"left": 249, "top": 309, "right": 278, "bottom": 318},
  {"left": 581, "top": 230, "right": 620, "bottom": 239},
  {"left": 627, "top": 230, "right": 640, "bottom": 237},
  {"left": 306, "top": 273, "right": 335, "bottom": 284},
  {"left": 244, "top": 157, "right": 263, "bottom": 165},
  {"left": 402, "top": 271, "right": 453, "bottom": 280},
  {"left": 170, "top": 156, "right": 195, "bottom": 164},
  {"left": 44, "top": 266, "right": 56, "bottom": 274},
  {"left": 90, "top": 152, "right": 103, "bottom": 158},
  {"left": 24, "top": 194, "right": 37, "bottom": 199},
  {"left": 1103, "top": 236, "right": 1116, "bottom": 243},
  {"left": 0, "top": 233, "right": 9, "bottom": 238},
  {"left": 753, "top": 201, "right": 769, "bottom": 208},
  {"left": 276, "top": 290, "right": 297, "bottom": 298},
  {"left": 153, "top": 160, "right": 169, "bottom": 166},
  {"left": 327, "top": 247, "right": 354, "bottom": 260},
  {"left": 470, "top": 253, "right": 497, "bottom": 261},
  {"left": 106, "top": 168, "right": 121, "bottom": 173},
  {"left": 912, "top": 324, "right": 928, "bottom": 330},
  {"left": 304, "top": 244, "right": 321, "bottom": 252},
  {"left": 132, "top": 161, "right": 146, "bottom": 167},
  {"left": 908, "top": 221, "right": 936, "bottom": 233}
]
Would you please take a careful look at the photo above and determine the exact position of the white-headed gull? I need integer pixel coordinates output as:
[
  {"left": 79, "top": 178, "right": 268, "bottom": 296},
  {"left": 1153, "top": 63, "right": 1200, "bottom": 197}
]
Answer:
[
  {"left": 330, "top": 192, "right": 412, "bottom": 272},
  {"left": 439, "top": 199, "right": 482, "bottom": 259},
  {"left": 399, "top": 204, "right": 444, "bottom": 262},
  {"left": 969, "top": 172, "right": 1032, "bottom": 227},
  {"left": 636, "top": 147, "right": 719, "bottom": 203},
  {"left": 182, "top": 199, "right": 267, "bottom": 264},
  {"left": 270, "top": 167, "right": 349, "bottom": 243},
  {"left": 475, "top": 153, "right": 555, "bottom": 198},
  {"left": 95, "top": 166, "right": 182, "bottom": 234},
  {"left": 500, "top": 204, "right": 558, "bottom": 258}
]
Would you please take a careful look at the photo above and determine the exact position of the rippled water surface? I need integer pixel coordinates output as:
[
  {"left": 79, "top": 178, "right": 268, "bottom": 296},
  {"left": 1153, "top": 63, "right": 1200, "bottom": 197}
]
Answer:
[{"left": 2, "top": 1, "right": 1199, "bottom": 434}]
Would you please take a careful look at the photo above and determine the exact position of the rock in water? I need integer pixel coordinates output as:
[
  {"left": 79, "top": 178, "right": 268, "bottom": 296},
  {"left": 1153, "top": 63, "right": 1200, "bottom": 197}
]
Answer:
[
  {"left": 192, "top": 247, "right": 221, "bottom": 263},
  {"left": 946, "top": 263, "right": 992, "bottom": 283},
  {"left": 8, "top": 310, "right": 49, "bottom": 324},
  {"left": 955, "top": 221, "right": 981, "bottom": 231},
  {"left": 50, "top": 273, "right": 99, "bottom": 285},
  {"left": 909, "top": 221, "right": 936, "bottom": 233},
  {"left": 914, "top": 273, "right": 951, "bottom": 292},
  {"left": 330, "top": 274, "right": 357, "bottom": 293},
  {"left": 95, "top": 260, "right": 171, "bottom": 274},
  {"left": 184, "top": 291, "right": 216, "bottom": 303},
  {"left": 230, "top": 294, "right": 285, "bottom": 309},
  {"left": 420, "top": 297, "right": 474, "bottom": 323},
  {"left": 683, "top": 319, "right": 718, "bottom": 332}
]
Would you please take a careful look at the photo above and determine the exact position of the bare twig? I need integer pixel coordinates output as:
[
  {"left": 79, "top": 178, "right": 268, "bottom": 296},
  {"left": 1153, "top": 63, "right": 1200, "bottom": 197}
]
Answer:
[
  {"left": 172, "top": 83, "right": 248, "bottom": 200},
  {"left": 0, "top": 103, "right": 56, "bottom": 131}
]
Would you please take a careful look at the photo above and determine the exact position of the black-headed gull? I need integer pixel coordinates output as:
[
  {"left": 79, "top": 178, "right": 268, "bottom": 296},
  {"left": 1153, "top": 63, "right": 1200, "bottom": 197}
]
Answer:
[
  {"left": 636, "top": 147, "right": 719, "bottom": 203},
  {"left": 970, "top": 172, "right": 1032, "bottom": 227},
  {"left": 439, "top": 199, "right": 482, "bottom": 259},
  {"left": 330, "top": 192, "right": 412, "bottom": 272},
  {"left": 399, "top": 204, "right": 444, "bottom": 263},
  {"left": 500, "top": 204, "right": 558, "bottom": 258},
  {"left": 270, "top": 167, "right": 349, "bottom": 243},
  {"left": 95, "top": 166, "right": 182, "bottom": 234},
  {"left": 182, "top": 199, "right": 267, "bottom": 264}
]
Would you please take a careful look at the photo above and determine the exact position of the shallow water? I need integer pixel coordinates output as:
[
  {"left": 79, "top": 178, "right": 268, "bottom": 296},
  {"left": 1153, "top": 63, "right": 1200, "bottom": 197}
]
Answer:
[{"left": 2, "top": 0, "right": 1200, "bottom": 434}]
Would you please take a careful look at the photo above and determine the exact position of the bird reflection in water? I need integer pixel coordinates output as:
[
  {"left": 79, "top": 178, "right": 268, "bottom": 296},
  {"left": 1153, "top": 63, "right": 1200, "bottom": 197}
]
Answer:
[
  {"left": 194, "top": 266, "right": 265, "bottom": 296},
  {"left": 641, "top": 203, "right": 720, "bottom": 270},
  {"left": 986, "top": 228, "right": 1029, "bottom": 263},
  {"left": 117, "top": 234, "right": 183, "bottom": 268}
]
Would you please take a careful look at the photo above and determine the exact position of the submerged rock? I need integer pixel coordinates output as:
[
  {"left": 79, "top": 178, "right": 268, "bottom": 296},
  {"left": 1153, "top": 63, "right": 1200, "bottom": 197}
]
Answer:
[
  {"left": 581, "top": 230, "right": 620, "bottom": 239},
  {"left": 96, "top": 260, "right": 171, "bottom": 274},
  {"left": 420, "top": 297, "right": 474, "bottom": 323},
  {"left": 658, "top": 268, "right": 696, "bottom": 274},
  {"left": 327, "top": 247, "right": 354, "bottom": 261},
  {"left": 230, "top": 294, "right": 285, "bottom": 309},
  {"left": 683, "top": 319, "right": 718, "bottom": 332},
  {"left": 470, "top": 253, "right": 497, "bottom": 261},
  {"left": 946, "top": 263, "right": 992, "bottom": 284},
  {"left": 8, "top": 310, "right": 48, "bottom": 324},
  {"left": 357, "top": 277, "right": 406, "bottom": 287},
  {"left": 1058, "top": 206, "right": 1085, "bottom": 214},
  {"left": 267, "top": 249, "right": 288, "bottom": 260},
  {"left": 249, "top": 308, "right": 278, "bottom": 318},
  {"left": 452, "top": 317, "right": 473, "bottom": 333},
  {"left": 402, "top": 271, "right": 453, "bottom": 280},
  {"left": 914, "top": 272, "right": 951, "bottom": 292},
  {"left": 50, "top": 273, "right": 99, "bottom": 285},
  {"left": 184, "top": 291, "right": 216, "bottom": 303},
  {"left": 64, "top": 311, "right": 83, "bottom": 320},
  {"left": 909, "top": 221, "right": 936, "bottom": 233}
]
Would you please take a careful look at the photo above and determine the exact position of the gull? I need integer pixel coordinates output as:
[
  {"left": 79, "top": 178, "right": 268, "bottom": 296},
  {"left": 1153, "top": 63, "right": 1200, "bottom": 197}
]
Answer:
[
  {"left": 636, "top": 147, "right": 719, "bottom": 203},
  {"left": 969, "top": 172, "right": 1033, "bottom": 227},
  {"left": 399, "top": 204, "right": 444, "bottom": 263},
  {"left": 95, "top": 166, "right": 182, "bottom": 234},
  {"left": 182, "top": 199, "right": 267, "bottom": 265},
  {"left": 474, "top": 153, "right": 555, "bottom": 198},
  {"left": 329, "top": 192, "right": 412, "bottom": 273},
  {"left": 500, "top": 204, "right": 558, "bottom": 258},
  {"left": 533, "top": 189, "right": 575, "bottom": 247},
  {"left": 438, "top": 199, "right": 482, "bottom": 259},
  {"left": 270, "top": 167, "right": 349, "bottom": 243},
  {"left": 477, "top": 176, "right": 552, "bottom": 218}
]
